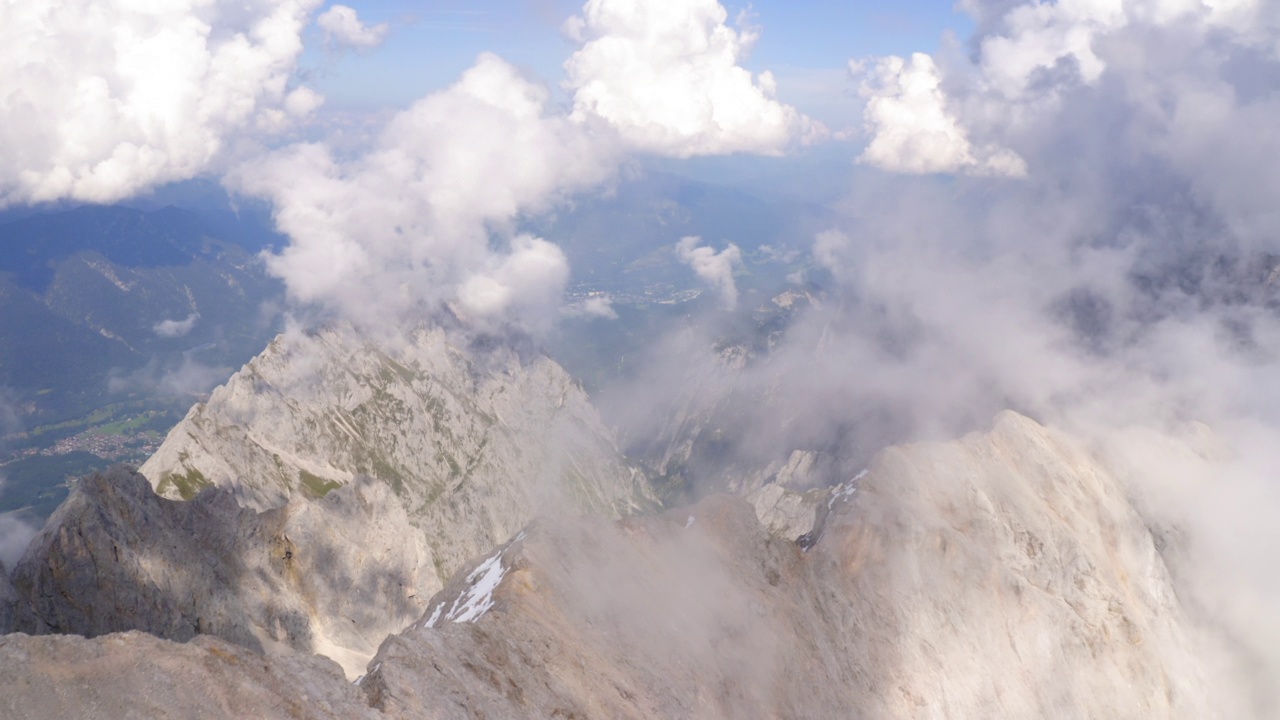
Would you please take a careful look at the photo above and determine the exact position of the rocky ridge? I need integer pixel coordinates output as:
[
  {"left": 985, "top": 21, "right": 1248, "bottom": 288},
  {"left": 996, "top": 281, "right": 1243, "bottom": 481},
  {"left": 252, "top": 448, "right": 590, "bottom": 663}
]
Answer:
[
  {"left": 360, "top": 411, "right": 1228, "bottom": 718},
  {"left": 1, "top": 411, "right": 1249, "bottom": 718},
  {"left": 141, "top": 322, "right": 654, "bottom": 593},
  {"left": 8, "top": 466, "right": 429, "bottom": 678}
]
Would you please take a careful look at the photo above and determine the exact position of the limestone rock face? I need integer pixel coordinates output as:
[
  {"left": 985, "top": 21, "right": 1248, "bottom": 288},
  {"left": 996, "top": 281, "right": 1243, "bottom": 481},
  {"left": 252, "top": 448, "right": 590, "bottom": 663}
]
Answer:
[
  {"left": 361, "top": 412, "right": 1221, "bottom": 719},
  {"left": 745, "top": 481, "right": 827, "bottom": 541},
  {"left": 140, "top": 322, "right": 653, "bottom": 590},
  {"left": 10, "top": 466, "right": 429, "bottom": 678},
  {"left": 0, "top": 631, "right": 377, "bottom": 720},
  {"left": 811, "top": 410, "right": 1218, "bottom": 718}
]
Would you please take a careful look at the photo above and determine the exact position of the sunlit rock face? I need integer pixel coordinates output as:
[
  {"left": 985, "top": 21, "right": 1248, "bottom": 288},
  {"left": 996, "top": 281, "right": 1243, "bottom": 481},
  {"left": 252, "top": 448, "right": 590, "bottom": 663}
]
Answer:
[
  {"left": 810, "top": 410, "right": 1218, "bottom": 718},
  {"left": 9, "top": 467, "right": 429, "bottom": 679},
  {"left": 0, "top": 631, "right": 378, "bottom": 720},
  {"left": 140, "top": 321, "right": 655, "bottom": 592},
  {"left": 360, "top": 411, "right": 1220, "bottom": 719}
]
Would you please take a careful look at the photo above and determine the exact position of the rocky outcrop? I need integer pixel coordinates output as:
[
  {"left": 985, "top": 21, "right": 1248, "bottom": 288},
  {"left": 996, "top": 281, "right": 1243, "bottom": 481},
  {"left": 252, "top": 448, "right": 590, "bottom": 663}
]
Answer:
[
  {"left": 10, "top": 466, "right": 430, "bottom": 678},
  {"left": 360, "top": 411, "right": 1223, "bottom": 719},
  {"left": 0, "top": 631, "right": 377, "bottom": 720},
  {"left": 141, "top": 322, "right": 654, "bottom": 591},
  {"left": 745, "top": 480, "right": 827, "bottom": 541}
]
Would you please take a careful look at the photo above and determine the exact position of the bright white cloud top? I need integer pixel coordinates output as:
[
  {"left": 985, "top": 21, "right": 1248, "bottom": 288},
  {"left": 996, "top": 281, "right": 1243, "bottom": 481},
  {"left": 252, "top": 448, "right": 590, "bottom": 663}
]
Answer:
[
  {"left": 0, "top": 0, "right": 322, "bottom": 206},
  {"left": 564, "top": 0, "right": 811, "bottom": 156},
  {"left": 857, "top": 0, "right": 1280, "bottom": 202},
  {"left": 856, "top": 53, "right": 1026, "bottom": 177},
  {"left": 231, "top": 54, "right": 614, "bottom": 332},
  {"left": 316, "top": 4, "right": 387, "bottom": 49}
]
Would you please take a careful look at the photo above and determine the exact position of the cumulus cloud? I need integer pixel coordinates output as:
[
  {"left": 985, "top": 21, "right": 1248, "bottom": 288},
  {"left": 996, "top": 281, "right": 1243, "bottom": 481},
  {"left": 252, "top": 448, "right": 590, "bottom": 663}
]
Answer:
[
  {"left": 0, "top": 511, "right": 37, "bottom": 570},
  {"left": 859, "top": 0, "right": 1280, "bottom": 198},
  {"left": 563, "top": 295, "right": 619, "bottom": 320},
  {"left": 233, "top": 53, "right": 617, "bottom": 332},
  {"left": 152, "top": 313, "right": 200, "bottom": 338},
  {"left": 856, "top": 54, "right": 1026, "bottom": 176},
  {"left": 317, "top": 4, "right": 388, "bottom": 49},
  {"left": 239, "top": 0, "right": 815, "bottom": 335},
  {"left": 676, "top": 236, "right": 742, "bottom": 310},
  {"left": 0, "top": 0, "right": 323, "bottom": 207},
  {"left": 564, "top": 0, "right": 812, "bottom": 156}
]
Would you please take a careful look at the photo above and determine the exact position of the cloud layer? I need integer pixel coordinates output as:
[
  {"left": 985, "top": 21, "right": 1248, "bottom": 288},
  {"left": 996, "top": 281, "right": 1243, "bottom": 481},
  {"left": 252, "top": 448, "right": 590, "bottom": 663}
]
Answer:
[
  {"left": 857, "top": 0, "right": 1280, "bottom": 199},
  {"left": 317, "top": 4, "right": 387, "bottom": 49},
  {"left": 600, "top": 0, "right": 1280, "bottom": 705}
]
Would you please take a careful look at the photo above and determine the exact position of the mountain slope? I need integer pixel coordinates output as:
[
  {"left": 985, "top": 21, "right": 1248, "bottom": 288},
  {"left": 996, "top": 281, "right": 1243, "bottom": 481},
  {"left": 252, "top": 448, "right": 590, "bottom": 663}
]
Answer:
[
  {"left": 361, "top": 411, "right": 1229, "bottom": 719},
  {"left": 0, "top": 631, "right": 376, "bottom": 720},
  {"left": 2, "top": 411, "right": 1252, "bottom": 718},
  {"left": 9, "top": 467, "right": 429, "bottom": 678},
  {"left": 140, "top": 322, "right": 655, "bottom": 589}
]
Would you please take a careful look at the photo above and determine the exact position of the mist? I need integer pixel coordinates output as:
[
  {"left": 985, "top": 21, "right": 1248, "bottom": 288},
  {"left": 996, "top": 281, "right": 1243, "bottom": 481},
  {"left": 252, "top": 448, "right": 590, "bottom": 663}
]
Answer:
[{"left": 587, "top": 0, "right": 1280, "bottom": 707}]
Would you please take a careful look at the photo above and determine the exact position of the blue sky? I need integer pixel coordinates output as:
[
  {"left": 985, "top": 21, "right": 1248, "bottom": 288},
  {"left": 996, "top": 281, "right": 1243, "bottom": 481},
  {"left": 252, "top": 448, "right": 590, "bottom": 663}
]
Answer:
[{"left": 302, "top": 0, "right": 972, "bottom": 123}]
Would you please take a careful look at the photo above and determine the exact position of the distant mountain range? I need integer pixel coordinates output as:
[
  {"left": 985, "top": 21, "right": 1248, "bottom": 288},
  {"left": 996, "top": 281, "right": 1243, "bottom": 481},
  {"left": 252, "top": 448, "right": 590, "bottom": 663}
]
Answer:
[
  {"left": 0, "top": 198, "right": 286, "bottom": 523},
  {"left": 0, "top": 203, "right": 284, "bottom": 426}
]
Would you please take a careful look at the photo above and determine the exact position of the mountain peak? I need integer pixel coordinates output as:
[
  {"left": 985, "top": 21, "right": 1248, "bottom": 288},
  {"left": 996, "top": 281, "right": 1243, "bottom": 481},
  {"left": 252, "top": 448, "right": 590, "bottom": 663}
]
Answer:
[{"left": 141, "top": 320, "right": 654, "bottom": 592}]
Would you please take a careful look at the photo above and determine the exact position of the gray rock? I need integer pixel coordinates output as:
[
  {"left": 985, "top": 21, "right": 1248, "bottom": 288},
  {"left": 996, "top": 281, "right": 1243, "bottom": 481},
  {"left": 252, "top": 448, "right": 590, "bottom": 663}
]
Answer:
[
  {"left": 141, "top": 322, "right": 655, "bottom": 595},
  {"left": 0, "top": 631, "right": 378, "bottom": 720},
  {"left": 361, "top": 411, "right": 1224, "bottom": 719},
  {"left": 10, "top": 466, "right": 430, "bottom": 678},
  {"left": 745, "top": 481, "right": 826, "bottom": 540}
]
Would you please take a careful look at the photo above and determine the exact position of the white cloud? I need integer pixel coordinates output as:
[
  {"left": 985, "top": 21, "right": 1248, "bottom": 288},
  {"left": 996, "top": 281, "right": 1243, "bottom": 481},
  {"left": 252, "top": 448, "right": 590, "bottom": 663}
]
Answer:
[
  {"left": 563, "top": 295, "right": 619, "bottom": 320},
  {"left": 564, "top": 0, "right": 811, "bottom": 157},
  {"left": 0, "top": 511, "right": 38, "bottom": 571},
  {"left": 316, "top": 4, "right": 387, "bottom": 49},
  {"left": 856, "top": 54, "right": 1026, "bottom": 177},
  {"left": 858, "top": 0, "right": 1279, "bottom": 188},
  {"left": 153, "top": 313, "right": 200, "bottom": 338},
  {"left": 457, "top": 235, "right": 571, "bottom": 334},
  {"left": 676, "top": 236, "right": 742, "bottom": 310},
  {"left": 215, "top": 0, "right": 823, "bottom": 335},
  {"left": 0, "top": 0, "right": 323, "bottom": 207},
  {"left": 232, "top": 54, "right": 617, "bottom": 333}
]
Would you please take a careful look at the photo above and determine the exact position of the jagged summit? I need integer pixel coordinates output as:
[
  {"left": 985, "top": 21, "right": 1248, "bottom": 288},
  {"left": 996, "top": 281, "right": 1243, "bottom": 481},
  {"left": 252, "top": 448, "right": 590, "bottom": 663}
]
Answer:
[{"left": 140, "top": 321, "right": 654, "bottom": 590}]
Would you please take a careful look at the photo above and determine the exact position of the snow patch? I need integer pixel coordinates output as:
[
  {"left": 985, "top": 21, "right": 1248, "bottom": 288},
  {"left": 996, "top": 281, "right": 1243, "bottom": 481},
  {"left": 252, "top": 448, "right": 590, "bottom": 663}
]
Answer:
[
  {"left": 425, "top": 550, "right": 509, "bottom": 628},
  {"left": 827, "top": 469, "right": 866, "bottom": 509}
]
